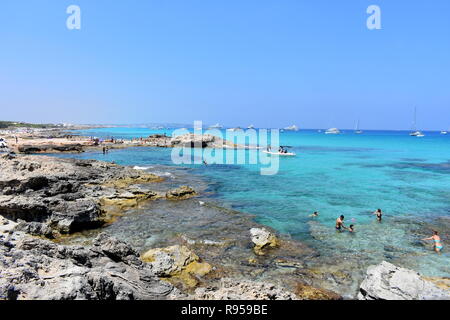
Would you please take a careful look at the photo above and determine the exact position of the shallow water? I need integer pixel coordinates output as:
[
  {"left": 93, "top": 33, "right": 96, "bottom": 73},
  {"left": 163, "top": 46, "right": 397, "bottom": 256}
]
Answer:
[{"left": 56, "top": 127, "right": 450, "bottom": 297}]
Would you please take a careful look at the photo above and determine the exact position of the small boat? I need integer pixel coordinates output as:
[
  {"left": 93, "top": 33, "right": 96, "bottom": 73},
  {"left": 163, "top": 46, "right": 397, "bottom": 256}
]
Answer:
[
  {"left": 409, "top": 107, "right": 425, "bottom": 137},
  {"left": 208, "top": 123, "right": 223, "bottom": 129},
  {"left": 227, "top": 127, "right": 243, "bottom": 132},
  {"left": 262, "top": 150, "right": 296, "bottom": 156},
  {"left": 410, "top": 131, "right": 425, "bottom": 137},
  {"left": 284, "top": 125, "right": 299, "bottom": 131},
  {"left": 355, "top": 120, "right": 363, "bottom": 134},
  {"left": 325, "top": 128, "right": 341, "bottom": 134},
  {"left": 247, "top": 124, "right": 255, "bottom": 129},
  {"left": 440, "top": 130, "right": 448, "bottom": 135},
  {"left": 262, "top": 146, "right": 296, "bottom": 156}
]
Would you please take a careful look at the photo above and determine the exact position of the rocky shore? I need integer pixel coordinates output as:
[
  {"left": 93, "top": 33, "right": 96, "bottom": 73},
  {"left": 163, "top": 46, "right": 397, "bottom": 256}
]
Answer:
[
  {"left": 0, "top": 154, "right": 304, "bottom": 300},
  {"left": 1, "top": 153, "right": 448, "bottom": 300},
  {"left": 0, "top": 127, "right": 253, "bottom": 155}
]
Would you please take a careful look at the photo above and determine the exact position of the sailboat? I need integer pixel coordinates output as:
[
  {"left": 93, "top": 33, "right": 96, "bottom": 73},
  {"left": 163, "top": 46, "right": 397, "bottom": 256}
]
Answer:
[
  {"left": 247, "top": 124, "right": 255, "bottom": 129},
  {"left": 409, "top": 107, "right": 425, "bottom": 137},
  {"left": 355, "top": 120, "right": 363, "bottom": 134}
]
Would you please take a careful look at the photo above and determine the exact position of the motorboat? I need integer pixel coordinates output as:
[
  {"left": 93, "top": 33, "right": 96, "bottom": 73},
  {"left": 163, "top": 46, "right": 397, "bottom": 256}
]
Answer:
[
  {"left": 262, "top": 150, "right": 296, "bottom": 156},
  {"left": 284, "top": 125, "right": 299, "bottom": 131},
  {"left": 325, "top": 128, "right": 341, "bottom": 134},
  {"left": 262, "top": 146, "right": 296, "bottom": 156},
  {"left": 208, "top": 123, "right": 223, "bottom": 129}
]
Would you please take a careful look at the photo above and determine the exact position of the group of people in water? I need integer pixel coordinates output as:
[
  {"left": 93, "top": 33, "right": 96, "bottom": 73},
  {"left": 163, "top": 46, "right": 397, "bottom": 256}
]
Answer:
[{"left": 309, "top": 209, "right": 443, "bottom": 254}]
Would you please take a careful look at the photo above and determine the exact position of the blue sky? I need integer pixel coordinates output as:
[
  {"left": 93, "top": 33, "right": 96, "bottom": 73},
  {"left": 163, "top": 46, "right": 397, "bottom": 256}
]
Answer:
[{"left": 0, "top": 0, "right": 449, "bottom": 130}]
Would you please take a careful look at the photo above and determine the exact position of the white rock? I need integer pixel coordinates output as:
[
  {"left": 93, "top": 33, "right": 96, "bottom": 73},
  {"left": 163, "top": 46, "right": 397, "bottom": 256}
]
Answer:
[{"left": 359, "top": 261, "right": 450, "bottom": 300}]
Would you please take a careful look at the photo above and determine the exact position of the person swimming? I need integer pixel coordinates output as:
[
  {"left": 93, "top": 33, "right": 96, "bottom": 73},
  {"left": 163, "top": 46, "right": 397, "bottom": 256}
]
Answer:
[
  {"left": 309, "top": 211, "right": 319, "bottom": 217},
  {"left": 422, "top": 231, "right": 443, "bottom": 254},
  {"left": 373, "top": 209, "right": 382, "bottom": 222},
  {"left": 348, "top": 224, "right": 355, "bottom": 233},
  {"left": 336, "top": 215, "right": 346, "bottom": 231}
]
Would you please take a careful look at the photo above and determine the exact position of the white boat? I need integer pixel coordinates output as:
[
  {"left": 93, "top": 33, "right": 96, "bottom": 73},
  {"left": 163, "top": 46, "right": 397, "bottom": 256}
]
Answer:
[
  {"left": 409, "top": 107, "right": 425, "bottom": 137},
  {"left": 262, "top": 150, "right": 296, "bottom": 156},
  {"left": 247, "top": 124, "right": 255, "bottom": 129},
  {"left": 227, "top": 127, "right": 243, "bottom": 132},
  {"left": 325, "top": 128, "right": 341, "bottom": 134},
  {"left": 284, "top": 125, "right": 299, "bottom": 131},
  {"left": 355, "top": 120, "right": 363, "bottom": 134},
  {"left": 440, "top": 130, "right": 448, "bottom": 135},
  {"left": 410, "top": 131, "right": 425, "bottom": 137},
  {"left": 208, "top": 123, "right": 223, "bottom": 129}
]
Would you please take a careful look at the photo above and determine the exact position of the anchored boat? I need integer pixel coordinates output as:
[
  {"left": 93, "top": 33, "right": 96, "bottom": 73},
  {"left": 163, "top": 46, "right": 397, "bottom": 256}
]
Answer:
[{"left": 409, "top": 107, "right": 425, "bottom": 137}]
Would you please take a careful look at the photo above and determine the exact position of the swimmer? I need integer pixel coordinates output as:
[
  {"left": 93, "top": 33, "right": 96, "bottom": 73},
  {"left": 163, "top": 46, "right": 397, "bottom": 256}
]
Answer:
[
  {"left": 309, "top": 211, "right": 319, "bottom": 217},
  {"left": 422, "top": 231, "right": 443, "bottom": 254},
  {"left": 336, "top": 215, "right": 346, "bottom": 232},
  {"left": 348, "top": 224, "right": 355, "bottom": 233},
  {"left": 373, "top": 209, "right": 382, "bottom": 222}
]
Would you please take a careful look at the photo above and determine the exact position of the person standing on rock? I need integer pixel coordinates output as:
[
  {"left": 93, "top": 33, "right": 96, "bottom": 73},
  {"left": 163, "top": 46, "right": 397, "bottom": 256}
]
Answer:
[{"left": 422, "top": 231, "right": 443, "bottom": 254}]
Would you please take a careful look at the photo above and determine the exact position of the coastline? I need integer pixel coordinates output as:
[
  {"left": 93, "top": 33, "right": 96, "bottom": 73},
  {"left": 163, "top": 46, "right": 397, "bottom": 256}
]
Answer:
[
  {"left": 0, "top": 152, "right": 338, "bottom": 299},
  {"left": 0, "top": 126, "right": 449, "bottom": 300}
]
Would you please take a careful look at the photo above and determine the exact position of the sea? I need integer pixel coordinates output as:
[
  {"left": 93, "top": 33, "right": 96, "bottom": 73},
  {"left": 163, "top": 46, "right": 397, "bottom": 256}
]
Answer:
[{"left": 55, "top": 126, "right": 450, "bottom": 297}]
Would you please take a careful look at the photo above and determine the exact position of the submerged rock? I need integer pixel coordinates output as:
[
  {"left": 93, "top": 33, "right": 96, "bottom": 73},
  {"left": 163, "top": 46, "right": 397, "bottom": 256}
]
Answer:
[
  {"left": 295, "top": 283, "right": 342, "bottom": 300},
  {"left": 191, "top": 278, "right": 298, "bottom": 300},
  {"left": 250, "top": 228, "right": 278, "bottom": 255},
  {"left": 141, "top": 245, "right": 212, "bottom": 287},
  {"left": 165, "top": 186, "right": 196, "bottom": 200},
  {"left": 358, "top": 261, "right": 450, "bottom": 300}
]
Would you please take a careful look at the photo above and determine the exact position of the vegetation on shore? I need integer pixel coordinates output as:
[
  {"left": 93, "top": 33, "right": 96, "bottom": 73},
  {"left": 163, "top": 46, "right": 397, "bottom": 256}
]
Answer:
[{"left": 0, "top": 120, "right": 59, "bottom": 129}]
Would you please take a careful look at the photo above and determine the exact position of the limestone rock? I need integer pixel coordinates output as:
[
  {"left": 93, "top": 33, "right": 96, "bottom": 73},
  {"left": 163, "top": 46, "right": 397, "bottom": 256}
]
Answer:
[
  {"left": 0, "top": 155, "right": 161, "bottom": 237},
  {"left": 192, "top": 279, "right": 298, "bottom": 300},
  {"left": 141, "top": 245, "right": 211, "bottom": 287},
  {"left": 358, "top": 261, "right": 450, "bottom": 300},
  {"left": 0, "top": 232, "right": 179, "bottom": 300},
  {"left": 165, "top": 186, "right": 196, "bottom": 200},
  {"left": 295, "top": 283, "right": 342, "bottom": 300},
  {"left": 250, "top": 228, "right": 278, "bottom": 255}
]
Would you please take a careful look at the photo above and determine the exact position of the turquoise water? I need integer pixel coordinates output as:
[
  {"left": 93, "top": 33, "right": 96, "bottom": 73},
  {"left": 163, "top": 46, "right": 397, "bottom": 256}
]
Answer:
[{"left": 67, "top": 127, "right": 450, "bottom": 282}]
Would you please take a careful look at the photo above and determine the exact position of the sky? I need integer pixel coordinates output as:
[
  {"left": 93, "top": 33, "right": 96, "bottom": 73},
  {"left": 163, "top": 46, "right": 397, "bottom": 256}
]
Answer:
[{"left": 0, "top": 0, "right": 449, "bottom": 130}]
